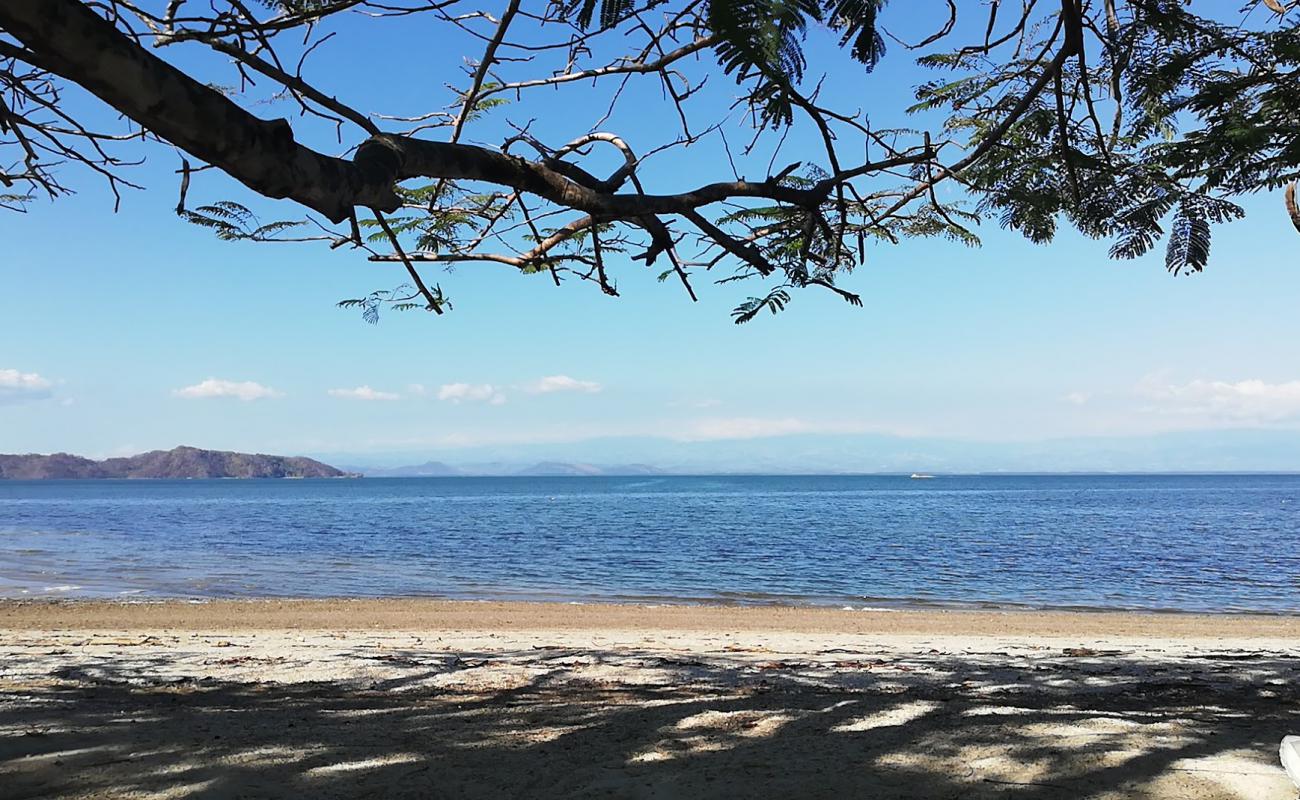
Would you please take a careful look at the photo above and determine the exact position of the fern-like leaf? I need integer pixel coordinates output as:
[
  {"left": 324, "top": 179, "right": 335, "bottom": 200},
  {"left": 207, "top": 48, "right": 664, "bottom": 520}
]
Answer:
[
  {"left": 823, "top": 0, "right": 887, "bottom": 68},
  {"left": 1165, "top": 205, "right": 1212, "bottom": 274},
  {"left": 731, "top": 286, "right": 792, "bottom": 324},
  {"left": 562, "top": 0, "right": 635, "bottom": 29}
]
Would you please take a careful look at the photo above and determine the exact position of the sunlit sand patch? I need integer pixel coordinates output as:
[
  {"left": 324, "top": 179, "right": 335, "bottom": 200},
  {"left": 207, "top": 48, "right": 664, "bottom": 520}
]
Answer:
[
  {"left": 573, "top": 664, "right": 685, "bottom": 686},
  {"left": 427, "top": 665, "right": 541, "bottom": 691},
  {"left": 318, "top": 706, "right": 409, "bottom": 719},
  {"left": 102, "top": 712, "right": 170, "bottom": 724},
  {"left": 943, "top": 753, "right": 1067, "bottom": 788},
  {"left": 305, "top": 753, "right": 421, "bottom": 776},
  {"left": 962, "top": 704, "right": 1172, "bottom": 723},
  {"left": 0, "top": 719, "right": 72, "bottom": 737},
  {"left": 9, "top": 745, "right": 116, "bottom": 762},
  {"left": 628, "top": 709, "right": 797, "bottom": 763},
  {"left": 149, "top": 778, "right": 218, "bottom": 799},
  {"left": 674, "top": 709, "right": 794, "bottom": 737},
  {"left": 141, "top": 759, "right": 228, "bottom": 778},
  {"left": 962, "top": 705, "right": 1055, "bottom": 717},
  {"left": 832, "top": 700, "right": 940, "bottom": 733},
  {"left": 1157, "top": 750, "right": 1293, "bottom": 799},
  {"left": 874, "top": 742, "right": 1089, "bottom": 788},
  {"left": 1021, "top": 716, "right": 1186, "bottom": 740},
  {"left": 638, "top": 696, "right": 741, "bottom": 710},
  {"left": 494, "top": 723, "right": 596, "bottom": 746},
  {"left": 224, "top": 744, "right": 309, "bottom": 767}
]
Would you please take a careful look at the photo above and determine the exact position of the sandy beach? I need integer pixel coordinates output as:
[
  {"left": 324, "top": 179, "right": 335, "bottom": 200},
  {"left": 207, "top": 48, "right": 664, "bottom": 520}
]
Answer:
[{"left": 2, "top": 599, "right": 1299, "bottom": 798}]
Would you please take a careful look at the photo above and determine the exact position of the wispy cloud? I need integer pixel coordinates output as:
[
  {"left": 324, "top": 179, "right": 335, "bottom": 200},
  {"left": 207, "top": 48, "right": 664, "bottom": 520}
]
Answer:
[
  {"left": 311, "top": 415, "right": 910, "bottom": 453},
  {"left": 668, "top": 398, "right": 722, "bottom": 409},
  {"left": 1063, "top": 391, "right": 1090, "bottom": 406},
  {"left": 173, "top": 378, "right": 280, "bottom": 401},
  {"left": 1138, "top": 376, "right": 1300, "bottom": 423},
  {"left": 437, "top": 382, "right": 506, "bottom": 405},
  {"left": 670, "top": 417, "right": 876, "bottom": 441},
  {"left": 328, "top": 385, "right": 400, "bottom": 401},
  {"left": 0, "top": 368, "right": 54, "bottom": 404},
  {"left": 526, "top": 375, "right": 602, "bottom": 394}
]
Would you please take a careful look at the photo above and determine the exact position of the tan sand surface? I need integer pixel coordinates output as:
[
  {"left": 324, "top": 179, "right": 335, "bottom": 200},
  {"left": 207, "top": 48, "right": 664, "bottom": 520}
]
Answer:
[
  {"left": 2, "top": 600, "right": 1299, "bottom": 799},
  {"left": 5, "top": 598, "right": 1300, "bottom": 637}
]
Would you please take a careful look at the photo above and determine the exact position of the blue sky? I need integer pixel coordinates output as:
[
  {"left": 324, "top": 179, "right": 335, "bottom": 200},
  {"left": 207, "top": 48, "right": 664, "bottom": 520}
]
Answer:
[{"left": 3, "top": 4, "right": 1300, "bottom": 469}]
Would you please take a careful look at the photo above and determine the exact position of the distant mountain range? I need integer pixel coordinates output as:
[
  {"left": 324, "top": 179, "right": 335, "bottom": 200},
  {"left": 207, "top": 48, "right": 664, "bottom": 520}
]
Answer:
[
  {"left": 355, "top": 460, "right": 463, "bottom": 477},
  {"left": 323, "top": 428, "right": 1300, "bottom": 476},
  {"left": 0, "top": 446, "right": 351, "bottom": 479},
  {"left": 14, "top": 427, "right": 1300, "bottom": 480},
  {"left": 352, "top": 460, "right": 668, "bottom": 477}
]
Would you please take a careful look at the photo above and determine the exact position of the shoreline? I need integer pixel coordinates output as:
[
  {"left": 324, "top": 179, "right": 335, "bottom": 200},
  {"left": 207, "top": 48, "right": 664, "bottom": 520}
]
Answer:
[
  {"left": 5, "top": 597, "right": 1300, "bottom": 639},
  {"left": 10, "top": 585, "right": 1300, "bottom": 618}
]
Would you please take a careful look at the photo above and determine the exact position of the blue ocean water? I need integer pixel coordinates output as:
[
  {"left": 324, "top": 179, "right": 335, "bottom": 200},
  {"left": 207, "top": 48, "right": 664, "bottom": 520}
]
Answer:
[{"left": 1, "top": 474, "right": 1298, "bottom": 613}]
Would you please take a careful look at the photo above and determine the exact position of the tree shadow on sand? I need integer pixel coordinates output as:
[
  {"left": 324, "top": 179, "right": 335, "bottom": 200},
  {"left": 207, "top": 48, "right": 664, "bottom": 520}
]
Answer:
[{"left": 2, "top": 645, "right": 1298, "bottom": 799}]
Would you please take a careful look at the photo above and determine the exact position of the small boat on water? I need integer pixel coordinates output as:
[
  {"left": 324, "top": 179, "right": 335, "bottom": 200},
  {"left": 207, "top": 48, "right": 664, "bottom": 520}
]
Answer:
[{"left": 910, "top": 473, "right": 935, "bottom": 480}]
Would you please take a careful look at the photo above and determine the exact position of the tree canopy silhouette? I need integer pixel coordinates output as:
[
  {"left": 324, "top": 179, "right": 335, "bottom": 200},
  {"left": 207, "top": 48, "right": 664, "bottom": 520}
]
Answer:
[{"left": 1, "top": 0, "right": 1297, "bottom": 321}]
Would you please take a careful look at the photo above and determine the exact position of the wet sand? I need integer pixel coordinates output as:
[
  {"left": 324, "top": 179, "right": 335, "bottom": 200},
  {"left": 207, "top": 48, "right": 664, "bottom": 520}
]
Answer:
[
  {"left": 5, "top": 597, "right": 1300, "bottom": 637},
  {"left": 2, "top": 599, "right": 1299, "bottom": 798}
]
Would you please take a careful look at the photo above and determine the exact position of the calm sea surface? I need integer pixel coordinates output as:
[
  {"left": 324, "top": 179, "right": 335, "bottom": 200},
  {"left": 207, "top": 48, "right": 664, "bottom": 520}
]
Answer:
[{"left": 1, "top": 475, "right": 1298, "bottom": 612}]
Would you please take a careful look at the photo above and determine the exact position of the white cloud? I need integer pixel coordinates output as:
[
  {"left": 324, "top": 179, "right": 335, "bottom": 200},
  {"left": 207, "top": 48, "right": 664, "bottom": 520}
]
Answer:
[
  {"left": 174, "top": 378, "right": 280, "bottom": 401},
  {"left": 526, "top": 375, "right": 602, "bottom": 394},
  {"left": 328, "top": 385, "right": 401, "bottom": 401},
  {"left": 668, "top": 398, "right": 722, "bottom": 409},
  {"left": 407, "top": 383, "right": 429, "bottom": 396},
  {"left": 671, "top": 417, "right": 876, "bottom": 442},
  {"left": 1138, "top": 377, "right": 1300, "bottom": 423},
  {"left": 0, "top": 369, "right": 54, "bottom": 404},
  {"left": 1064, "top": 392, "right": 1090, "bottom": 406},
  {"left": 437, "top": 382, "right": 506, "bottom": 405}
]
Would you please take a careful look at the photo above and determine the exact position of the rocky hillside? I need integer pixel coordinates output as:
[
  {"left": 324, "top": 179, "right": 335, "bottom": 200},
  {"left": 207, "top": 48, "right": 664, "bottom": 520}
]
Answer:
[{"left": 0, "top": 446, "right": 350, "bottom": 479}]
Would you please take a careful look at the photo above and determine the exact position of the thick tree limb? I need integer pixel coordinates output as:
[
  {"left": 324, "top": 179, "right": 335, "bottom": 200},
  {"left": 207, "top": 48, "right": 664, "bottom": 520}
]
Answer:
[
  {"left": 0, "top": 0, "right": 398, "bottom": 222},
  {"left": 0, "top": 0, "right": 837, "bottom": 227}
]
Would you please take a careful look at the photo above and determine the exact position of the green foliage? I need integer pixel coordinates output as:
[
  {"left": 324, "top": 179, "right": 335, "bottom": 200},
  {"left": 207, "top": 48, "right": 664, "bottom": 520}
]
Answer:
[
  {"left": 709, "top": 0, "right": 888, "bottom": 126},
  {"left": 254, "top": 0, "right": 337, "bottom": 13},
  {"left": 563, "top": 1, "right": 886, "bottom": 128},
  {"left": 561, "top": 0, "right": 636, "bottom": 29},
  {"left": 453, "top": 82, "right": 510, "bottom": 124},
  {"left": 179, "top": 201, "right": 307, "bottom": 242},
  {"left": 915, "top": 2, "right": 1291, "bottom": 280},
  {"left": 358, "top": 182, "right": 506, "bottom": 253},
  {"left": 695, "top": 0, "right": 1293, "bottom": 322},
  {"left": 0, "top": 193, "right": 33, "bottom": 212},
  {"left": 824, "top": 0, "right": 886, "bottom": 66},
  {"left": 181, "top": 1, "right": 1300, "bottom": 325},
  {"left": 731, "top": 286, "right": 791, "bottom": 324},
  {"left": 1166, "top": 207, "right": 1212, "bottom": 275},
  {"left": 337, "top": 284, "right": 451, "bottom": 324},
  {"left": 894, "top": 205, "right": 982, "bottom": 247}
]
